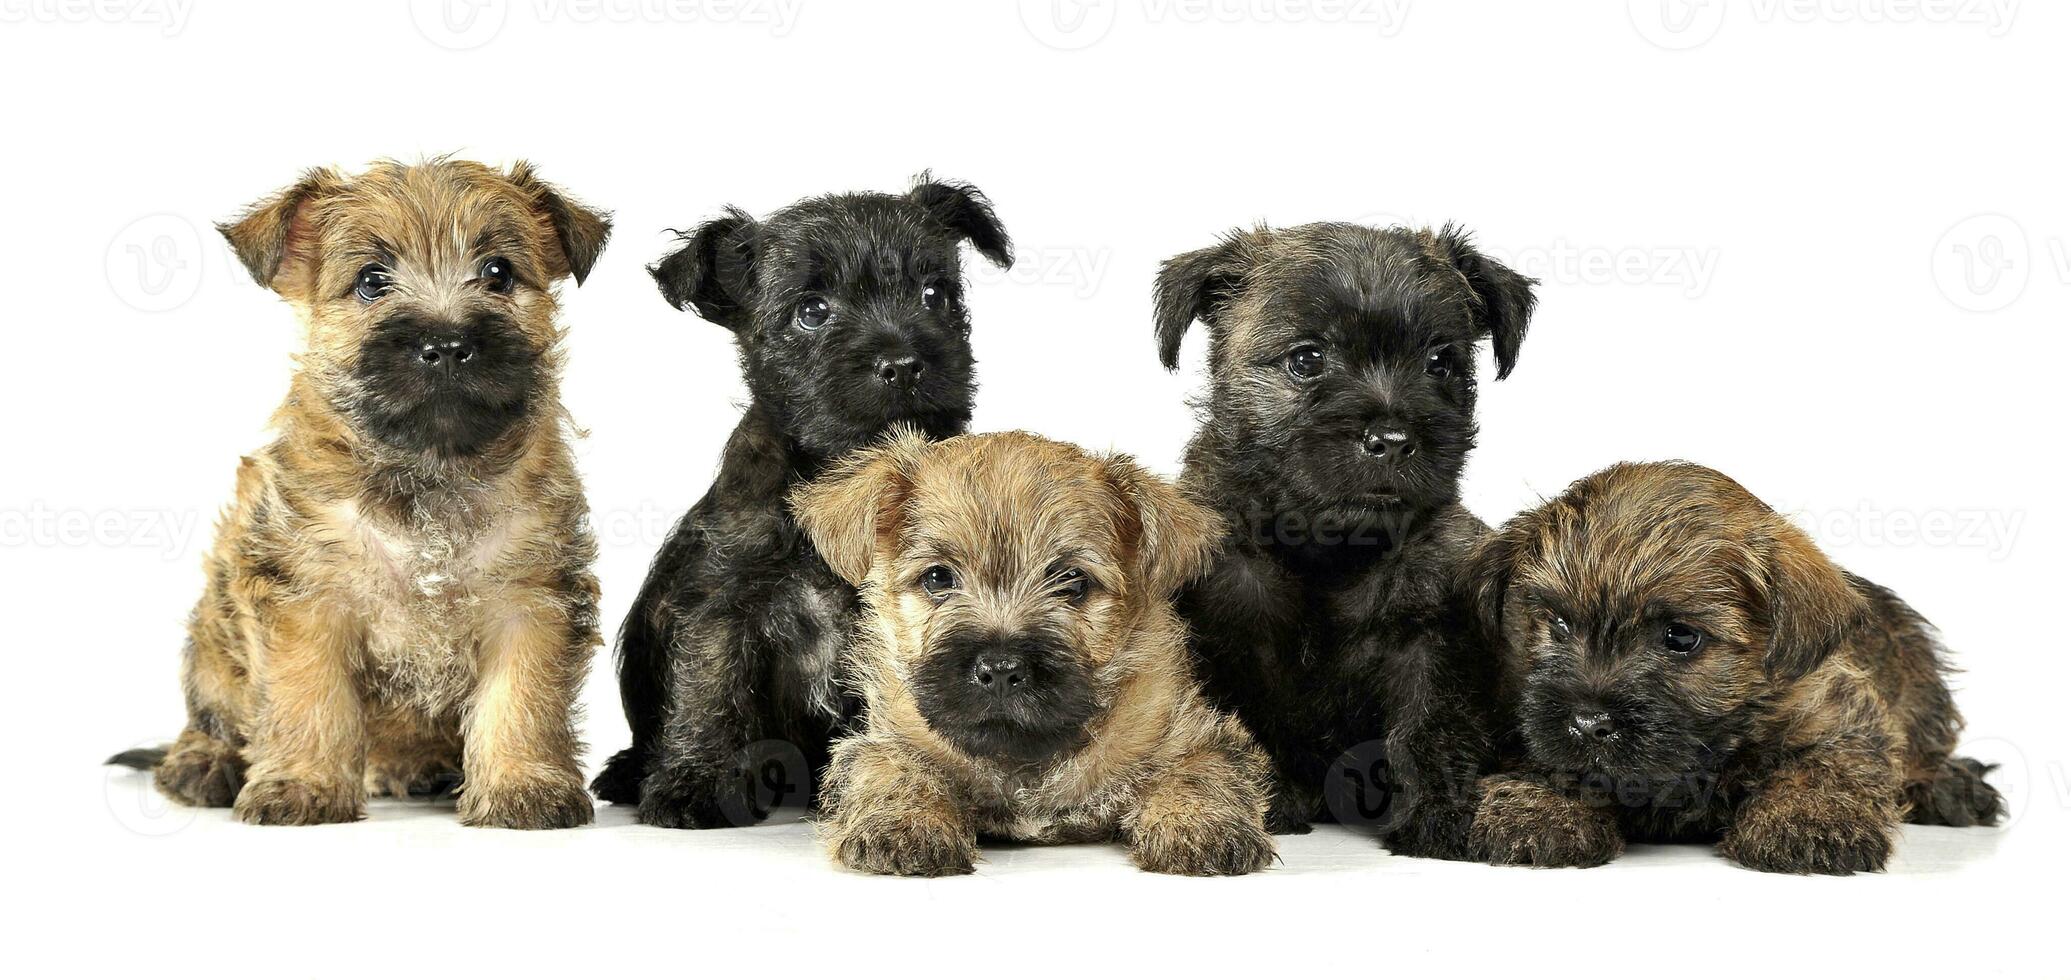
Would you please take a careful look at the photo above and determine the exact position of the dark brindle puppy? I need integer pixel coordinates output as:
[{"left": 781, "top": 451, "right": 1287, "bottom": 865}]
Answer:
[
  {"left": 1464, "top": 462, "right": 2004, "bottom": 874},
  {"left": 1153, "top": 222, "right": 1535, "bottom": 857},
  {"left": 592, "top": 177, "right": 1012, "bottom": 828}
]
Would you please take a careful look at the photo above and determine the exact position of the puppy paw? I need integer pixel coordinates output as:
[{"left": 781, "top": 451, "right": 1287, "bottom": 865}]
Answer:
[
  {"left": 1381, "top": 796, "right": 1478, "bottom": 862},
  {"left": 829, "top": 820, "right": 977, "bottom": 877},
  {"left": 1720, "top": 801, "right": 1892, "bottom": 875},
  {"left": 459, "top": 775, "right": 593, "bottom": 830},
  {"left": 233, "top": 777, "right": 363, "bottom": 826},
  {"left": 365, "top": 761, "right": 463, "bottom": 800},
  {"left": 155, "top": 742, "right": 245, "bottom": 808},
  {"left": 636, "top": 770, "right": 765, "bottom": 829},
  {"left": 1133, "top": 816, "right": 1278, "bottom": 876},
  {"left": 1470, "top": 777, "right": 1622, "bottom": 868}
]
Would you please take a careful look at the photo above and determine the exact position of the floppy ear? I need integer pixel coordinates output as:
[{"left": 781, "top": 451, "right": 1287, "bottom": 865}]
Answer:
[
  {"left": 217, "top": 167, "right": 343, "bottom": 297},
  {"left": 650, "top": 209, "right": 760, "bottom": 329},
  {"left": 1101, "top": 454, "right": 1225, "bottom": 599},
  {"left": 790, "top": 427, "right": 932, "bottom": 586},
  {"left": 1153, "top": 229, "right": 1260, "bottom": 371},
  {"left": 1459, "top": 512, "right": 1540, "bottom": 643},
  {"left": 905, "top": 175, "right": 1012, "bottom": 269},
  {"left": 508, "top": 161, "right": 612, "bottom": 286},
  {"left": 1431, "top": 224, "right": 1537, "bottom": 380},
  {"left": 1759, "top": 524, "right": 1872, "bottom": 683}
]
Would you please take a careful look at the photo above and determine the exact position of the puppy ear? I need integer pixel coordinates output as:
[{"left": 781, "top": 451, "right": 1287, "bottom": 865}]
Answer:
[
  {"left": 1458, "top": 512, "right": 1541, "bottom": 642},
  {"left": 790, "top": 426, "right": 931, "bottom": 586},
  {"left": 508, "top": 161, "right": 612, "bottom": 287},
  {"left": 217, "top": 167, "right": 343, "bottom": 297},
  {"left": 1101, "top": 454, "right": 1225, "bottom": 599},
  {"left": 1431, "top": 224, "right": 1536, "bottom": 380},
  {"left": 1759, "top": 523, "right": 1872, "bottom": 683},
  {"left": 907, "top": 175, "right": 1013, "bottom": 269},
  {"left": 1153, "top": 229, "right": 1260, "bottom": 371},
  {"left": 650, "top": 209, "right": 760, "bottom": 329}
]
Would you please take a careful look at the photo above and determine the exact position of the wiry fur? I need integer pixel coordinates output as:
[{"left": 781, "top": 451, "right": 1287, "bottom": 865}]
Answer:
[
  {"left": 1154, "top": 222, "right": 1534, "bottom": 858},
  {"left": 1463, "top": 462, "right": 2004, "bottom": 874},
  {"left": 795, "top": 430, "right": 1275, "bottom": 876},
  {"left": 109, "top": 159, "right": 612, "bottom": 828},
  {"left": 592, "top": 177, "right": 1012, "bottom": 827}
]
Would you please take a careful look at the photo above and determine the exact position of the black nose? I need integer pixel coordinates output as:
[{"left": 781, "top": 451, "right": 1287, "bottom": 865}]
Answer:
[
  {"left": 1360, "top": 425, "right": 1417, "bottom": 459},
  {"left": 417, "top": 336, "right": 479, "bottom": 372},
  {"left": 1571, "top": 712, "right": 1617, "bottom": 742},
  {"left": 877, "top": 355, "right": 924, "bottom": 389},
  {"left": 971, "top": 653, "right": 1029, "bottom": 695}
]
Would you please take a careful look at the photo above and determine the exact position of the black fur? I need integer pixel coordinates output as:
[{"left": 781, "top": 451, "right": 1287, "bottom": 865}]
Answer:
[
  {"left": 351, "top": 311, "right": 538, "bottom": 457},
  {"left": 909, "top": 626, "right": 1098, "bottom": 764},
  {"left": 1155, "top": 222, "right": 1534, "bottom": 858},
  {"left": 593, "top": 177, "right": 1011, "bottom": 828}
]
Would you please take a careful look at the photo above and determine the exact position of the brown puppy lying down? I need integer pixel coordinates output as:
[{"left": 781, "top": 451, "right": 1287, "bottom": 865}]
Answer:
[
  {"left": 792, "top": 430, "right": 1276, "bottom": 876},
  {"left": 1463, "top": 462, "right": 2002, "bottom": 874}
]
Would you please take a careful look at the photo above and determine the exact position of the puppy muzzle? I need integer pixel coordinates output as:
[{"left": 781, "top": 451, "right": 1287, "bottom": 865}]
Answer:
[{"left": 909, "top": 630, "right": 1099, "bottom": 765}]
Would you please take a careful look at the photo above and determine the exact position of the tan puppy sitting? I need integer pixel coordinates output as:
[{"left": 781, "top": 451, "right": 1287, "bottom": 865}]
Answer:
[
  {"left": 107, "top": 159, "right": 611, "bottom": 828},
  {"left": 791, "top": 430, "right": 1277, "bottom": 876}
]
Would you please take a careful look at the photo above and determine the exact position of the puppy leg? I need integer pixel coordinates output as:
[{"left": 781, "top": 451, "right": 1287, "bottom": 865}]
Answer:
[
  {"left": 233, "top": 601, "right": 366, "bottom": 826},
  {"left": 821, "top": 735, "right": 976, "bottom": 877},
  {"left": 1376, "top": 640, "right": 1495, "bottom": 861},
  {"left": 1129, "top": 721, "right": 1277, "bottom": 876},
  {"left": 458, "top": 602, "right": 592, "bottom": 829},
  {"left": 1719, "top": 748, "right": 1901, "bottom": 875},
  {"left": 1904, "top": 756, "right": 2005, "bottom": 828},
  {"left": 637, "top": 623, "right": 769, "bottom": 829},
  {"left": 154, "top": 727, "right": 246, "bottom": 808},
  {"left": 1470, "top": 774, "right": 1624, "bottom": 868}
]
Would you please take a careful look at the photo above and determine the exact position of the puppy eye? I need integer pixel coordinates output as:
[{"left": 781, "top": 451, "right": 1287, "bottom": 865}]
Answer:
[
  {"left": 796, "top": 295, "right": 832, "bottom": 331},
  {"left": 1051, "top": 567, "right": 1089, "bottom": 604},
  {"left": 480, "top": 256, "right": 515, "bottom": 294},
  {"left": 1663, "top": 623, "right": 1705, "bottom": 655},
  {"left": 919, "top": 565, "right": 957, "bottom": 601},
  {"left": 1286, "top": 344, "right": 1327, "bottom": 380},
  {"left": 921, "top": 279, "right": 952, "bottom": 312},
  {"left": 1548, "top": 615, "right": 1573, "bottom": 641},
  {"left": 1425, "top": 349, "right": 1456, "bottom": 380},
  {"left": 354, "top": 264, "right": 393, "bottom": 304}
]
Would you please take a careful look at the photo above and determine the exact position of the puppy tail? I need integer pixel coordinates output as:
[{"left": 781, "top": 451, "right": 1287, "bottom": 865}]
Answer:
[
  {"left": 591, "top": 745, "right": 648, "bottom": 806},
  {"left": 105, "top": 746, "right": 169, "bottom": 771},
  {"left": 1905, "top": 756, "right": 2006, "bottom": 827}
]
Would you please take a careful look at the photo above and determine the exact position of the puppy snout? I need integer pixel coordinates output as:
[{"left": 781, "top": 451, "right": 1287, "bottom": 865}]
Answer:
[
  {"left": 1570, "top": 710, "right": 1617, "bottom": 742},
  {"left": 416, "top": 335, "right": 480, "bottom": 373},
  {"left": 1360, "top": 424, "right": 1417, "bottom": 460},
  {"left": 971, "top": 651, "right": 1030, "bottom": 695},
  {"left": 876, "top": 354, "right": 924, "bottom": 390}
]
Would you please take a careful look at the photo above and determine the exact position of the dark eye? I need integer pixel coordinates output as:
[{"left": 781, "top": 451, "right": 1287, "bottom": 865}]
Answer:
[
  {"left": 1549, "top": 615, "right": 1572, "bottom": 641},
  {"left": 1286, "top": 344, "right": 1326, "bottom": 380},
  {"left": 354, "top": 264, "right": 393, "bottom": 303},
  {"left": 796, "top": 295, "right": 832, "bottom": 331},
  {"left": 1052, "top": 567, "right": 1089, "bottom": 604},
  {"left": 919, "top": 565, "right": 957, "bottom": 600},
  {"left": 1664, "top": 623, "right": 1705, "bottom": 655},
  {"left": 1425, "top": 349, "right": 1455, "bottom": 380},
  {"left": 921, "top": 279, "right": 952, "bottom": 312},
  {"left": 481, "top": 256, "right": 514, "bottom": 294}
]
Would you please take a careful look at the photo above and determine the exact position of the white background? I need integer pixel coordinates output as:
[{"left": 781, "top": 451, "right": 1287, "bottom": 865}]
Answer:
[{"left": 5, "top": 1, "right": 2066, "bottom": 976}]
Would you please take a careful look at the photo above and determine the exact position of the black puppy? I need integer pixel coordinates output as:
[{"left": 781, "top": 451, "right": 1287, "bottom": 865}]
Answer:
[
  {"left": 593, "top": 177, "right": 1012, "bottom": 828},
  {"left": 1153, "top": 222, "right": 1534, "bottom": 858}
]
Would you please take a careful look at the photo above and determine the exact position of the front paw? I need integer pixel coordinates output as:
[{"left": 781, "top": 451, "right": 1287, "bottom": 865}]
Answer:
[
  {"left": 829, "top": 819, "right": 977, "bottom": 877},
  {"left": 1720, "top": 801, "right": 1892, "bottom": 875},
  {"left": 1381, "top": 796, "right": 1478, "bottom": 861},
  {"left": 1134, "top": 816, "right": 1278, "bottom": 876},
  {"left": 636, "top": 768, "right": 766, "bottom": 829},
  {"left": 1470, "top": 778, "right": 1622, "bottom": 868},
  {"left": 234, "top": 777, "right": 363, "bottom": 826},
  {"left": 459, "top": 775, "right": 593, "bottom": 830}
]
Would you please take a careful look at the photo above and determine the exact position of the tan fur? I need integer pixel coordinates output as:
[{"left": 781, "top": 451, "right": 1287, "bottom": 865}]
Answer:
[
  {"left": 153, "top": 159, "right": 608, "bottom": 828},
  {"left": 793, "top": 431, "right": 1277, "bottom": 875}
]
